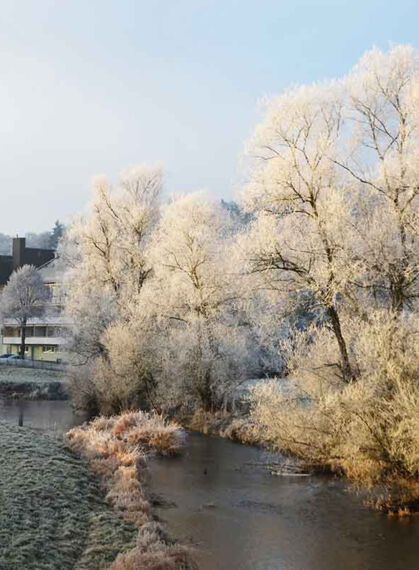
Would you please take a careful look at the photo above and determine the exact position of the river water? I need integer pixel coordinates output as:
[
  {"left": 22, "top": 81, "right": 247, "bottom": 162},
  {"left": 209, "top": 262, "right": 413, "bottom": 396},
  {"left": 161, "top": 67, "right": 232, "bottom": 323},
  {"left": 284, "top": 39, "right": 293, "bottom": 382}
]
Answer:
[
  {"left": 149, "top": 432, "right": 419, "bottom": 570},
  {"left": 1, "top": 399, "right": 418, "bottom": 569},
  {"left": 0, "top": 396, "right": 86, "bottom": 432}
]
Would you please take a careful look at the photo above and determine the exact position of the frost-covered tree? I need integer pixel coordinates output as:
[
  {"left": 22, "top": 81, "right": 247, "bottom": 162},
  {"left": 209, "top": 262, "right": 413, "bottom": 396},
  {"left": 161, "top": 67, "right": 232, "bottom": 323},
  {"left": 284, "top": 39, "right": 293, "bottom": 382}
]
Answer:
[
  {"left": 143, "top": 193, "right": 249, "bottom": 410},
  {"left": 49, "top": 220, "right": 65, "bottom": 250},
  {"left": 246, "top": 46, "right": 419, "bottom": 510},
  {"left": 64, "top": 164, "right": 162, "bottom": 361},
  {"left": 340, "top": 45, "right": 419, "bottom": 312},
  {"left": 242, "top": 82, "right": 356, "bottom": 382},
  {"left": 242, "top": 45, "right": 419, "bottom": 382},
  {"left": 0, "top": 233, "right": 11, "bottom": 255},
  {"left": 0, "top": 265, "right": 50, "bottom": 357},
  {"left": 62, "top": 164, "right": 163, "bottom": 412},
  {"left": 71, "top": 165, "right": 161, "bottom": 295}
]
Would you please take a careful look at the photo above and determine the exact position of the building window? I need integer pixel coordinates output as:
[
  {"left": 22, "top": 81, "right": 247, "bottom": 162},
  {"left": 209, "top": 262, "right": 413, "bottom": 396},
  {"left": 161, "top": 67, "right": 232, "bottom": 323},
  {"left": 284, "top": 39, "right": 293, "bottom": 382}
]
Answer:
[
  {"left": 9, "top": 346, "right": 29, "bottom": 354},
  {"left": 3, "top": 327, "right": 18, "bottom": 337},
  {"left": 34, "top": 327, "right": 47, "bottom": 337},
  {"left": 42, "top": 345, "right": 57, "bottom": 353}
]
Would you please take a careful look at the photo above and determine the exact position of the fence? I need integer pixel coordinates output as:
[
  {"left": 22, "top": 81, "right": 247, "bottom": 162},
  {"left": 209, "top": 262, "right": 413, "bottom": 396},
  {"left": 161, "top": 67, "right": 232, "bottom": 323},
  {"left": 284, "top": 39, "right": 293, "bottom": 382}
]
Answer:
[{"left": 0, "top": 358, "right": 67, "bottom": 372}]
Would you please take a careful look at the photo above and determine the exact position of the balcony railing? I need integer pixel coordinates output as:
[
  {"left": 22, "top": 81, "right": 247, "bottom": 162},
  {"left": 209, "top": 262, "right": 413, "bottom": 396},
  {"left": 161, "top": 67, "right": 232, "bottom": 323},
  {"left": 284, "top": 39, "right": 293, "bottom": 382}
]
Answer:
[
  {"left": 2, "top": 337, "right": 67, "bottom": 346},
  {"left": 2, "top": 327, "right": 69, "bottom": 339}
]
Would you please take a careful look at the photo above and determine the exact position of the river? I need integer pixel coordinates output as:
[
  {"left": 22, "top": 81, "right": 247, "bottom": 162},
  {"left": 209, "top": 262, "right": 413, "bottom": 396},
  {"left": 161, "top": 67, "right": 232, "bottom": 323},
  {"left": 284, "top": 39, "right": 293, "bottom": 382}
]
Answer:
[
  {"left": 0, "top": 396, "right": 86, "bottom": 432},
  {"left": 1, "top": 398, "right": 418, "bottom": 570},
  {"left": 149, "top": 432, "right": 419, "bottom": 570}
]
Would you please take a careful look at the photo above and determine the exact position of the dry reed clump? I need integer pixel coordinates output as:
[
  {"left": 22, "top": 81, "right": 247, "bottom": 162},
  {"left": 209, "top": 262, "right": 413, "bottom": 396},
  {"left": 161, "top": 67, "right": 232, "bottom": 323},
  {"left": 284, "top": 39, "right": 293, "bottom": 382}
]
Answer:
[
  {"left": 66, "top": 410, "right": 195, "bottom": 569},
  {"left": 186, "top": 408, "right": 217, "bottom": 434},
  {"left": 68, "top": 411, "right": 185, "bottom": 458},
  {"left": 186, "top": 408, "right": 261, "bottom": 446},
  {"left": 111, "top": 522, "right": 195, "bottom": 570},
  {"left": 220, "top": 417, "right": 260, "bottom": 445},
  {"left": 369, "top": 480, "right": 419, "bottom": 516},
  {"left": 187, "top": 408, "right": 233, "bottom": 434},
  {"left": 113, "top": 411, "right": 186, "bottom": 455}
]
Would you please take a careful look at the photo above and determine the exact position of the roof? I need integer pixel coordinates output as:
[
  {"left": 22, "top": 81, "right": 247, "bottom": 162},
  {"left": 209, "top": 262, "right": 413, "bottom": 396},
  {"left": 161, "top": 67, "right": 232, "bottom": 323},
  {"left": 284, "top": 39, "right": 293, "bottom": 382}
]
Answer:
[
  {"left": 23, "top": 247, "right": 55, "bottom": 269},
  {"left": 0, "top": 239, "right": 56, "bottom": 286},
  {"left": 0, "top": 256, "right": 13, "bottom": 286}
]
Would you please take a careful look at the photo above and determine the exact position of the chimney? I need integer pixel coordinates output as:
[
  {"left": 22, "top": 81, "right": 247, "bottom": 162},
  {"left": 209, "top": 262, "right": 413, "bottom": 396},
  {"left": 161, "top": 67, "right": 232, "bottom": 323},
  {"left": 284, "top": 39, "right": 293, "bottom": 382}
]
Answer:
[{"left": 12, "top": 237, "right": 26, "bottom": 269}]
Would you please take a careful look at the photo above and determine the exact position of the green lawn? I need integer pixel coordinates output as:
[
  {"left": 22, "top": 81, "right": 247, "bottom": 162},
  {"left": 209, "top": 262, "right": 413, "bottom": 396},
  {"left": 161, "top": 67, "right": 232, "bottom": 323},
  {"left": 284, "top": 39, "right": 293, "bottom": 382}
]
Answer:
[{"left": 0, "top": 421, "right": 137, "bottom": 570}]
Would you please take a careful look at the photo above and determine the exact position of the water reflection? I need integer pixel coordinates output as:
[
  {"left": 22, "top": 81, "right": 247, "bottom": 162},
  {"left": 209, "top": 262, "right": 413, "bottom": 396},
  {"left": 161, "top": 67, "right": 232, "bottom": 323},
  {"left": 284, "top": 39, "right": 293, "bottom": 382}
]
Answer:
[
  {"left": 0, "top": 398, "right": 86, "bottom": 433},
  {"left": 150, "top": 433, "right": 419, "bottom": 570}
]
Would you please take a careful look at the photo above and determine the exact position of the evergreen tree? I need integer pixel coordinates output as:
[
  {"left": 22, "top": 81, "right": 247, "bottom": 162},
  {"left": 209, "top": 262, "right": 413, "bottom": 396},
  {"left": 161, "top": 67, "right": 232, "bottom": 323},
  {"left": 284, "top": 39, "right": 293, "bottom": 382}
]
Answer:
[{"left": 49, "top": 220, "right": 65, "bottom": 250}]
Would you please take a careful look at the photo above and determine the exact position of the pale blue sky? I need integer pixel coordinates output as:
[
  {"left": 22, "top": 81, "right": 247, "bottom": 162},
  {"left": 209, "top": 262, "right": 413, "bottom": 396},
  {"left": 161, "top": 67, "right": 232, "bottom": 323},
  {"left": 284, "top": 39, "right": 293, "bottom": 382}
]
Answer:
[{"left": 0, "top": 0, "right": 418, "bottom": 234}]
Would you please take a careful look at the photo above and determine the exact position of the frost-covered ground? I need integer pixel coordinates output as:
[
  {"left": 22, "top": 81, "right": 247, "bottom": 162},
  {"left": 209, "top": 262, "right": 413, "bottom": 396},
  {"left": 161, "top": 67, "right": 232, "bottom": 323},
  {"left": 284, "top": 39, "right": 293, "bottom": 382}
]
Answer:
[
  {"left": 0, "top": 367, "right": 68, "bottom": 399},
  {"left": 0, "top": 421, "right": 137, "bottom": 570},
  {"left": 0, "top": 366, "right": 64, "bottom": 384}
]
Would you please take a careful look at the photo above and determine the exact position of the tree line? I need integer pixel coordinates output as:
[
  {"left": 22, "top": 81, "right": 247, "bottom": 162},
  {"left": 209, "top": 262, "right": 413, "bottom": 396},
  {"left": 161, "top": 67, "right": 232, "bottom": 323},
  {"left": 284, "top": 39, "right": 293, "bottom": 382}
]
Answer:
[{"left": 61, "top": 45, "right": 418, "bottom": 511}]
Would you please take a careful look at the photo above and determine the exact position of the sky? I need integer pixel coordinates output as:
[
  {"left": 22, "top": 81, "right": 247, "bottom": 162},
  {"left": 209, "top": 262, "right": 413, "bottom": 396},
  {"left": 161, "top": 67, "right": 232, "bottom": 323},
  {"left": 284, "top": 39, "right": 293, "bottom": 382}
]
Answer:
[{"left": 0, "top": 0, "right": 418, "bottom": 234}]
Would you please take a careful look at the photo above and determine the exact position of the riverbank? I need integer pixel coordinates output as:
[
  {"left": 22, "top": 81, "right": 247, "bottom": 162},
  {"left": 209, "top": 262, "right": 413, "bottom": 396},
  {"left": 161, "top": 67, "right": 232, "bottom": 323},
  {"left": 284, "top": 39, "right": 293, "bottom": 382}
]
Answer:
[
  {"left": 0, "top": 412, "right": 195, "bottom": 570},
  {"left": 181, "top": 408, "right": 419, "bottom": 515},
  {"left": 0, "top": 420, "right": 137, "bottom": 569},
  {"left": 180, "top": 408, "right": 262, "bottom": 445},
  {"left": 0, "top": 367, "right": 68, "bottom": 399},
  {"left": 67, "top": 411, "right": 196, "bottom": 569}
]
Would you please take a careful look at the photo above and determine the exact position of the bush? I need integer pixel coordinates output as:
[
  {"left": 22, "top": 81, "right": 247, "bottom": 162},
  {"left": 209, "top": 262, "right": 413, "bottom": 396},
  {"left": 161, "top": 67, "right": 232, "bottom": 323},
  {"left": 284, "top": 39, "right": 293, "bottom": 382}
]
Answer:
[{"left": 250, "top": 312, "right": 419, "bottom": 512}]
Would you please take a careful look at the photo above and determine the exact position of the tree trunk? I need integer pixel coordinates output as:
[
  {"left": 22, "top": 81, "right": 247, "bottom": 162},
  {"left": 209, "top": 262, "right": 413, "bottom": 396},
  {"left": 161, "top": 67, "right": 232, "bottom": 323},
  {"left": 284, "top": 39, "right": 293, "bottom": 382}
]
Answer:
[
  {"left": 20, "top": 319, "right": 27, "bottom": 359},
  {"left": 390, "top": 273, "right": 406, "bottom": 313},
  {"left": 390, "top": 197, "right": 408, "bottom": 313},
  {"left": 310, "top": 201, "right": 355, "bottom": 382},
  {"left": 198, "top": 368, "right": 213, "bottom": 411},
  {"left": 327, "top": 305, "right": 355, "bottom": 383}
]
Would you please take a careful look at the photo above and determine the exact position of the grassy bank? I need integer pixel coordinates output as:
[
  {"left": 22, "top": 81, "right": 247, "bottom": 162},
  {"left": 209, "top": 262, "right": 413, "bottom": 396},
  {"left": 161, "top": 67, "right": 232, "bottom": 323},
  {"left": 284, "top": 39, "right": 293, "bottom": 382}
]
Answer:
[
  {"left": 67, "top": 411, "right": 196, "bottom": 570},
  {"left": 0, "top": 421, "right": 137, "bottom": 570},
  {"left": 0, "top": 367, "right": 67, "bottom": 399}
]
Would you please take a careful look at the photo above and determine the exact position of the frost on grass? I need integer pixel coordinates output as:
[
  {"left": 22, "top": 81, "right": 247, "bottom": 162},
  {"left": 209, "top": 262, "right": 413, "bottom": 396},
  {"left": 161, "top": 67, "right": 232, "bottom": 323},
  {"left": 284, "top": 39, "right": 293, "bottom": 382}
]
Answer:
[
  {"left": 0, "top": 366, "right": 65, "bottom": 384},
  {"left": 0, "top": 367, "right": 67, "bottom": 399},
  {"left": 67, "top": 411, "right": 196, "bottom": 570},
  {"left": 0, "top": 421, "right": 137, "bottom": 570}
]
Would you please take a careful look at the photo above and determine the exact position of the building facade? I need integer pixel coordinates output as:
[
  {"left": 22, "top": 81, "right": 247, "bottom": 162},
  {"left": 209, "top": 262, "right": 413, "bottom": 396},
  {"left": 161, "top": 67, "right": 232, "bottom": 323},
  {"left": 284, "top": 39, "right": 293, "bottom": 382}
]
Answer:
[
  {"left": 1, "top": 316, "right": 71, "bottom": 362},
  {"left": 0, "top": 238, "right": 70, "bottom": 362}
]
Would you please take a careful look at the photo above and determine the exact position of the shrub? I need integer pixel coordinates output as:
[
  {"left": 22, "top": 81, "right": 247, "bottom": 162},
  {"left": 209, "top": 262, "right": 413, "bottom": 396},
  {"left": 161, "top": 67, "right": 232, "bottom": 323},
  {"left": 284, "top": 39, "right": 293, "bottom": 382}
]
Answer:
[
  {"left": 250, "top": 312, "right": 419, "bottom": 512},
  {"left": 220, "top": 417, "right": 260, "bottom": 446}
]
